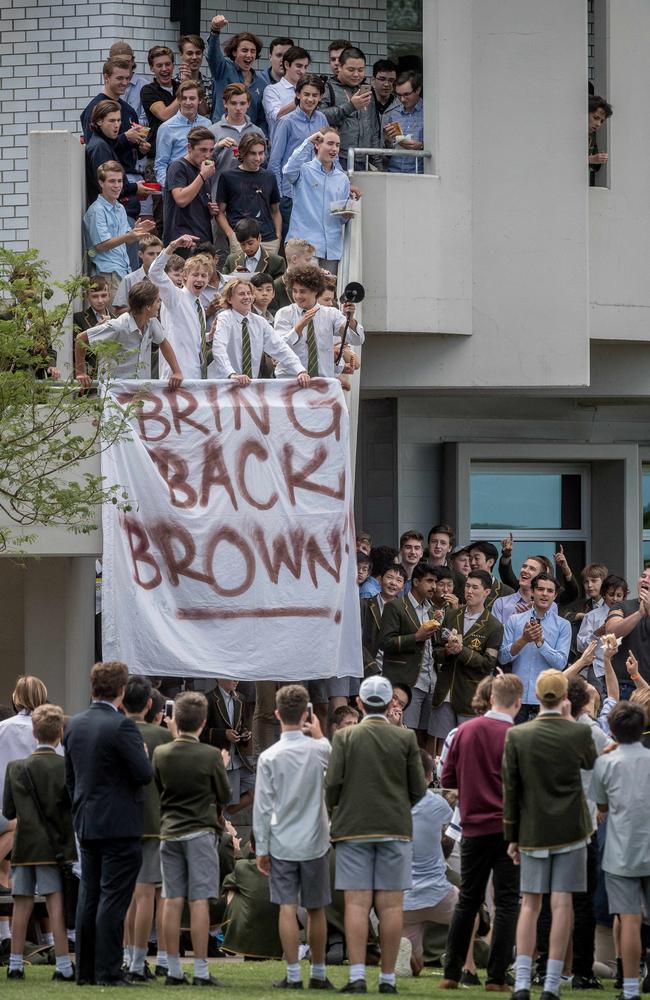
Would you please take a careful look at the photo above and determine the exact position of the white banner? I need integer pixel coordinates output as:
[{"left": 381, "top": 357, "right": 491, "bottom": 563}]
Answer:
[{"left": 101, "top": 380, "right": 362, "bottom": 681}]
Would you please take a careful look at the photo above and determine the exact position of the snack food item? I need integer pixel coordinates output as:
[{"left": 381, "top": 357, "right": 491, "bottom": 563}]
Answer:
[{"left": 422, "top": 618, "right": 440, "bottom": 632}]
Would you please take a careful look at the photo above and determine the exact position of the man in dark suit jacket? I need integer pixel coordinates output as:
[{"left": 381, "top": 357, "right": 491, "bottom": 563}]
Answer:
[{"left": 63, "top": 661, "right": 153, "bottom": 986}]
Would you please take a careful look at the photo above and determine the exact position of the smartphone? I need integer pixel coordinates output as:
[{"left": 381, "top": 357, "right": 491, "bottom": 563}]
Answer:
[
  {"left": 306, "top": 702, "right": 313, "bottom": 723},
  {"left": 164, "top": 699, "right": 174, "bottom": 720}
]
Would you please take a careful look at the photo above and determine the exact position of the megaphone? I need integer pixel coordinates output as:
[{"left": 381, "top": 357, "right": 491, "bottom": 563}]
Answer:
[
  {"left": 340, "top": 281, "right": 365, "bottom": 304},
  {"left": 336, "top": 282, "right": 366, "bottom": 364}
]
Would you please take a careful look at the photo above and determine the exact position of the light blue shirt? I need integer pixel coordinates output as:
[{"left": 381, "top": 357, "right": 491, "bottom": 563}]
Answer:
[
  {"left": 268, "top": 107, "right": 328, "bottom": 197},
  {"left": 155, "top": 111, "right": 212, "bottom": 186},
  {"left": 359, "top": 577, "right": 381, "bottom": 599},
  {"left": 382, "top": 98, "right": 425, "bottom": 174},
  {"left": 492, "top": 590, "right": 558, "bottom": 625},
  {"left": 83, "top": 195, "right": 131, "bottom": 277},
  {"left": 403, "top": 790, "right": 453, "bottom": 910},
  {"left": 498, "top": 608, "right": 571, "bottom": 705},
  {"left": 284, "top": 137, "right": 350, "bottom": 260}
]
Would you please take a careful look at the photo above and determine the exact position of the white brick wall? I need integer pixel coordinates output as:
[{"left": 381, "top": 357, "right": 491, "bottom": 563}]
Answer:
[{"left": 0, "top": 0, "right": 387, "bottom": 251}]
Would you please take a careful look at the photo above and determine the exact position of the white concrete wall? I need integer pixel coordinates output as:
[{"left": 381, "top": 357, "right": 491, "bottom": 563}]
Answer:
[
  {"left": 589, "top": 0, "right": 650, "bottom": 344},
  {"left": 356, "top": 0, "right": 590, "bottom": 388}
]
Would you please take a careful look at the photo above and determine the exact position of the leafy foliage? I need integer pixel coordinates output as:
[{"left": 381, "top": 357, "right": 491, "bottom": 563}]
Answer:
[{"left": 0, "top": 247, "right": 135, "bottom": 552}]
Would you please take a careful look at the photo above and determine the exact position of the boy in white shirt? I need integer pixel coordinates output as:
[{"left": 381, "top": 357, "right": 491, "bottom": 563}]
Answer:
[
  {"left": 274, "top": 264, "right": 364, "bottom": 377},
  {"left": 208, "top": 278, "right": 309, "bottom": 385},
  {"left": 75, "top": 280, "right": 183, "bottom": 387},
  {"left": 113, "top": 235, "right": 163, "bottom": 315},
  {"left": 148, "top": 234, "right": 212, "bottom": 379},
  {"left": 253, "top": 684, "right": 333, "bottom": 990}
]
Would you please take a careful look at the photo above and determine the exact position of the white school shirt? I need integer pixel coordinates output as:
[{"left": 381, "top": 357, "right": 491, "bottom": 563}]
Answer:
[
  {"left": 208, "top": 308, "right": 305, "bottom": 378},
  {"left": 148, "top": 249, "right": 204, "bottom": 379},
  {"left": 112, "top": 265, "right": 148, "bottom": 310},
  {"left": 273, "top": 303, "right": 364, "bottom": 377},
  {"left": 86, "top": 312, "right": 165, "bottom": 379}
]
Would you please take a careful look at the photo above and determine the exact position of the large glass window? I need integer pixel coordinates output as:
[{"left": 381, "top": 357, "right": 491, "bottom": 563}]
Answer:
[{"left": 470, "top": 463, "right": 590, "bottom": 577}]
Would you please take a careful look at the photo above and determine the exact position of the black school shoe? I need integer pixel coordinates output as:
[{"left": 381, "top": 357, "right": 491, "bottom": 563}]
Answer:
[
  {"left": 165, "top": 974, "right": 190, "bottom": 986},
  {"left": 7, "top": 968, "right": 25, "bottom": 979},
  {"left": 378, "top": 985, "right": 398, "bottom": 994},
  {"left": 309, "top": 979, "right": 335, "bottom": 990},
  {"left": 273, "top": 979, "right": 304, "bottom": 989},
  {"left": 338, "top": 983, "right": 367, "bottom": 994},
  {"left": 192, "top": 975, "right": 225, "bottom": 987}
]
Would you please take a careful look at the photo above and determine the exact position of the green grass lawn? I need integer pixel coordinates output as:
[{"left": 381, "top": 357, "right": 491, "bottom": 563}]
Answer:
[{"left": 3, "top": 961, "right": 613, "bottom": 997}]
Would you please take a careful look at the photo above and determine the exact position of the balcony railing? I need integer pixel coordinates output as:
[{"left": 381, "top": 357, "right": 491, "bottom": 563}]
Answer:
[{"left": 346, "top": 147, "right": 433, "bottom": 177}]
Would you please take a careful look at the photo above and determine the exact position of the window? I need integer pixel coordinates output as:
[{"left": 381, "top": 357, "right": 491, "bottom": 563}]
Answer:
[
  {"left": 470, "top": 463, "right": 590, "bottom": 577},
  {"left": 642, "top": 466, "right": 650, "bottom": 564}
]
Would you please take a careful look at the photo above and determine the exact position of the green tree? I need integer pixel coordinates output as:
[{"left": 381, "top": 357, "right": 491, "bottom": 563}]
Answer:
[{"left": 0, "top": 248, "right": 133, "bottom": 552}]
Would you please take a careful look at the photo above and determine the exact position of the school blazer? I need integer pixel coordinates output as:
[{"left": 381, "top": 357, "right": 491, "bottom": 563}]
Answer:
[
  {"left": 502, "top": 714, "right": 596, "bottom": 850},
  {"left": 204, "top": 686, "right": 254, "bottom": 771},
  {"left": 379, "top": 595, "right": 436, "bottom": 689},
  {"left": 223, "top": 247, "right": 287, "bottom": 280},
  {"left": 360, "top": 596, "right": 383, "bottom": 676},
  {"left": 432, "top": 606, "right": 503, "bottom": 714}
]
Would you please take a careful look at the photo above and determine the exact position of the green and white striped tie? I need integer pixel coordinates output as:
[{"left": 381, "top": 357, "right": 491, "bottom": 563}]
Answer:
[{"left": 306, "top": 318, "right": 319, "bottom": 376}]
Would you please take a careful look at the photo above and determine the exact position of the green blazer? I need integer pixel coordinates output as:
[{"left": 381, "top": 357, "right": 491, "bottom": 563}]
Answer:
[
  {"left": 223, "top": 247, "right": 287, "bottom": 280},
  {"left": 222, "top": 858, "right": 282, "bottom": 959},
  {"left": 326, "top": 718, "right": 427, "bottom": 841},
  {"left": 432, "top": 607, "right": 503, "bottom": 714},
  {"left": 153, "top": 735, "right": 232, "bottom": 839},
  {"left": 485, "top": 579, "right": 514, "bottom": 610},
  {"left": 502, "top": 714, "right": 596, "bottom": 850},
  {"left": 4, "top": 749, "right": 76, "bottom": 865},
  {"left": 136, "top": 720, "right": 173, "bottom": 838},
  {"left": 360, "top": 596, "right": 384, "bottom": 676},
  {"left": 379, "top": 595, "right": 436, "bottom": 688}
]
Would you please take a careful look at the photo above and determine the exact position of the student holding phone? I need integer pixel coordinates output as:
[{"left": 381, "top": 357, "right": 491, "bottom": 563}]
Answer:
[{"left": 203, "top": 680, "right": 255, "bottom": 818}]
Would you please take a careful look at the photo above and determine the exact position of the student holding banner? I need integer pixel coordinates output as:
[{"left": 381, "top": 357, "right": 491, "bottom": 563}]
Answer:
[{"left": 207, "top": 277, "right": 310, "bottom": 384}]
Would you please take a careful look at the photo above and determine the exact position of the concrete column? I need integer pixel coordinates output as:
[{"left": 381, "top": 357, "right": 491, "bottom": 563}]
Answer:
[
  {"left": 28, "top": 131, "right": 85, "bottom": 377},
  {"left": 64, "top": 557, "right": 95, "bottom": 714}
]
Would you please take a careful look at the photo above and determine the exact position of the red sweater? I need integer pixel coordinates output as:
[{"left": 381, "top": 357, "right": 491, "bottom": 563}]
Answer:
[{"left": 440, "top": 714, "right": 511, "bottom": 837}]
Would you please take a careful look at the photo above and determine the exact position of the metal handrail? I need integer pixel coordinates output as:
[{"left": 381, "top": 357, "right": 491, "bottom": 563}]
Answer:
[{"left": 346, "top": 147, "right": 433, "bottom": 178}]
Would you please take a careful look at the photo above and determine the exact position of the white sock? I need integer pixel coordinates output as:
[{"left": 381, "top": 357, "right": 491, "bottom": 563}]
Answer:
[
  {"left": 0, "top": 920, "right": 10, "bottom": 941},
  {"left": 194, "top": 957, "right": 209, "bottom": 980},
  {"left": 67, "top": 928, "right": 76, "bottom": 943},
  {"left": 9, "top": 954, "right": 23, "bottom": 972},
  {"left": 156, "top": 950, "right": 168, "bottom": 968},
  {"left": 287, "top": 962, "right": 302, "bottom": 983},
  {"left": 514, "top": 954, "right": 533, "bottom": 992},
  {"left": 123, "top": 945, "right": 132, "bottom": 967},
  {"left": 130, "top": 946, "right": 147, "bottom": 973},
  {"left": 42, "top": 931, "right": 54, "bottom": 947},
  {"left": 624, "top": 977, "right": 640, "bottom": 999},
  {"left": 167, "top": 954, "right": 183, "bottom": 979},
  {"left": 350, "top": 963, "right": 366, "bottom": 983},
  {"left": 544, "top": 958, "right": 564, "bottom": 996},
  {"left": 379, "top": 972, "right": 396, "bottom": 985},
  {"left": 55, "top": 954, "right": 74, "bottom": 977},
  {"left": 311, "top": 963, "right": 327, "bottom": 981}
]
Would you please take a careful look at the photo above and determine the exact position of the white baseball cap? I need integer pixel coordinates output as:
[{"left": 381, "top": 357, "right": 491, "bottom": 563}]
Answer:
[{"left": 358, "top": 675, "right": 393, "bottom": 707}]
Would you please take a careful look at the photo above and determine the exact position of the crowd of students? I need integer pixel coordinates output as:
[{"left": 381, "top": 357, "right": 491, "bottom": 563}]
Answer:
[
  {"left": 73, "top": 23, "right": 427, "bottom": 388},
  {"left": 0, "top": 520, "right": 649, "bottom": 994}
]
